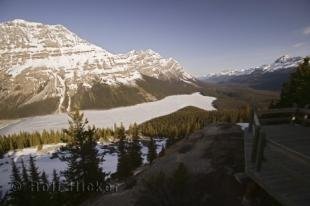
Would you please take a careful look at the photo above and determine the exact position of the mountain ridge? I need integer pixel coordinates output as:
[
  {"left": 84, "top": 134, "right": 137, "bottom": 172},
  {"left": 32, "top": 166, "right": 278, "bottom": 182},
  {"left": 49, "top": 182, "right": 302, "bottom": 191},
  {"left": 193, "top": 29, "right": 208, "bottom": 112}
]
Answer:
[
  {"left": 199, "top": 55, "right": 307, "bottom": 91},
  {"left": 202, "top": 55, "right": 303, "bottom": 78},
  {"left": 0, "top": 19, "right": 198, "bottom": 118}
]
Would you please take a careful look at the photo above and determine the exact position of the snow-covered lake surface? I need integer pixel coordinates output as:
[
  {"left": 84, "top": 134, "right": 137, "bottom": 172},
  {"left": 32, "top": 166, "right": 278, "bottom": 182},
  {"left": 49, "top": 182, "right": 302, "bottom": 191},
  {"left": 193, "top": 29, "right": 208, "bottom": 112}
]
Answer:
[
  {"left": 0, "top": 139, "right": 166, "bottom": 194},
  {"left": 0, "top": 93, "right": 216, "bottom": 135}
]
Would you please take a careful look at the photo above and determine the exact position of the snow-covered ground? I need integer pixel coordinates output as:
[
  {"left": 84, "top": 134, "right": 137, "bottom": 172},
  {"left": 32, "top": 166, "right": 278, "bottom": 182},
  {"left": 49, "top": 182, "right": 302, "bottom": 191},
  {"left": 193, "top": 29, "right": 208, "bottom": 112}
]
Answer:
[
  {"left": 0, "top": 139, "right": 166, "bottom": 195},
  {"left": 0, "top": 93, "right": 216, "bottom": 135}
]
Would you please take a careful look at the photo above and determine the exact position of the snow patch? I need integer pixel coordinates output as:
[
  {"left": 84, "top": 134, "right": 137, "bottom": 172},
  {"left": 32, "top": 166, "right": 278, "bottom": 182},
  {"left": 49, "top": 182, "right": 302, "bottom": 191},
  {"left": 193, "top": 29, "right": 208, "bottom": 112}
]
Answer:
[{"left": 0, "top": 139, "right": 166, "bottom": 194}]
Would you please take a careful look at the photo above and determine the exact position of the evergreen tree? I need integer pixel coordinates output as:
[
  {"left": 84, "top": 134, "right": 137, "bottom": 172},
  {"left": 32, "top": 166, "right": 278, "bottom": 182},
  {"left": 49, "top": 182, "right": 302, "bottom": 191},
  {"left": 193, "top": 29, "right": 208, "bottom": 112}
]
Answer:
[
  {"left": 37, "top": 143, "right": 43, "bottom": 151},
  {"left": 50, "top": 170, "right": 62, "bottom": 205},
  {"left": 41, "top": 171, "right": 49, "bottom": 186},
  {"left": 128, "top": 140, "right": 142, "bottom": 170},
  {"left": 147, "top": 137, "right": 157, "bottom": 164},
  {"left": 29, "top": 155, "right": 40, "bottom": 183},
  {"left": 0, "top": 193, "right": 8, "bottom": 206},
  {"left": 20, "top": 159, "right": 31, "bottom": 205},
  {"left": 21, "top": 159, "right": 29, "bottom": 187},
  {"left": 128, "top": 125, "right": 142, "bottom": 170},
  {"left": 129, "top": 123, "right": 139, "bottom": 139},
  {"left": 139, "top": 106, "right": 250, "bottom": 140},
  {"left": 28, "top": 155, "right": 43, "bottom": 206},
  {"left": 278, "top": 57, "right": 310, "bottom": 107},
  {"left": 114, "top": 123, "right": 125, "bottom": 140},
  {"left": 39, "top": 171, "right": 50, "bottom": 204},
  {"left": 61, "top": 109, "right": 105, "bottom": 205},
  {"left": 52, "top": 169, "right": 60, "bottom": 190},
  {"left": 9, "top": 159, "right": 23, "bottom": 206},
  {"left": 116, "top": 132, "right": 131, "bottom": 179}
]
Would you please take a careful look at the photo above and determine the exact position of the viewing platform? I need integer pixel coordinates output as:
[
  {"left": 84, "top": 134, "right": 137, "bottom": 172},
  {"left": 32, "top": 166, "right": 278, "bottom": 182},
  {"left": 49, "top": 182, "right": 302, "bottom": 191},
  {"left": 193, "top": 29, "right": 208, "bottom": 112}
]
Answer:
[{"left": 244, "top": 107, "right": 310, "bottom": 206}]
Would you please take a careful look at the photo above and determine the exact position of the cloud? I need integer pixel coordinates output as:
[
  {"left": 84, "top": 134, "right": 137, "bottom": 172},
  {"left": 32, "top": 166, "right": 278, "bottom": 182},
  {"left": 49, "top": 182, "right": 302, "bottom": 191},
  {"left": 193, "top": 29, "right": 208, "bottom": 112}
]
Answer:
[
  {"left": 304, "top": 26, "right": 310, "bottom": 35},
  {"left": 292, "top": 42, "right": 305, "bottom": 48}
]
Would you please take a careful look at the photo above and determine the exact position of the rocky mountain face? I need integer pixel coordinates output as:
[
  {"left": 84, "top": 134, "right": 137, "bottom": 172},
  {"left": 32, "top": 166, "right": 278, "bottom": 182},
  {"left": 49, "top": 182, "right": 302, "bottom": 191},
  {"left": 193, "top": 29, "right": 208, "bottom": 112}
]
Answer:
[
  {"left": 200, "top": 55, "right": 305, "bottom": 91},
  {"left": 0, "top": 19, "right": 197, "bottom": 118}
]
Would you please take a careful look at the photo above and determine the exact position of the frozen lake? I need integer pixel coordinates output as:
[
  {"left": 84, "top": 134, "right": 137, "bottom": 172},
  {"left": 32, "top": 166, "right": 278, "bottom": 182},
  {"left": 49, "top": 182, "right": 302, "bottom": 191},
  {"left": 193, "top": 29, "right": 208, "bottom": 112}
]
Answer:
[{"left": 0, "top": 93, "right": 216, "bottom": 135}]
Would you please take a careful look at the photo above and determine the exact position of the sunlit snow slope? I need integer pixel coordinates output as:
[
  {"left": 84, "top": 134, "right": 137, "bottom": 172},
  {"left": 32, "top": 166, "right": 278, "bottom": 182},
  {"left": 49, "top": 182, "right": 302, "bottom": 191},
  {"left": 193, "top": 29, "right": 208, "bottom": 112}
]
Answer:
[{"left": 0, "top": 19, "right": 197, "bottom": 118}]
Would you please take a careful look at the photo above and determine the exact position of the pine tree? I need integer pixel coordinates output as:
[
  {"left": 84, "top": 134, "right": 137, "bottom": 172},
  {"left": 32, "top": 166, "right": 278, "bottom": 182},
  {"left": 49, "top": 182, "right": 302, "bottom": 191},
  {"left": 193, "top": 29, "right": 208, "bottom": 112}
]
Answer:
[
  {"left": 29, "top": 155, "right": 40, "bottom": 183},
  {"left": 41, "top": 171, "right": 49, "bottom": 186},
  {"left": 38, "top": 171, "right": 50, "bottom": 204},
  {"left": 130, "top": 123, "right": 139, "bottom": 139},
  {"left": 37, "top": 137, "right": 44, "bottom": 151},
  {"left": 52, "top": 169, "right": 60, "bottom": 190},
  {"left": 278, "top": 57, "right": 310, "bottom": 107},
  {"left": 37, "top": 142, "right": 43, "bottom": 151},
  {"left": 9, "top": 159, "right": 23, "bottom": 206},
  {"left": 147, "top": 137, "right": 157, "bottom": 164},
  {"left": 20, "top": 159, "right": 31, "bottom": 205},
  {"left": 28, "top": 155, "right": 42, "bottom": 206},
  {"left": 116, "top": 133, "right": 131, "bottom": 179},
  {"left": 61, "top": 109, "right": 105, "bottom": 205},
  {"left": 21, "top": 159, "right": 29, "bottom": 187},
  {"left": 0, "top": 193, "right": 8, "bottom": 206},
  {"left": 128, "top": 123, "right": 142, "bottom": 170},
  {"left": 50, "top": 170, "right": 62, "bottom": 205}
]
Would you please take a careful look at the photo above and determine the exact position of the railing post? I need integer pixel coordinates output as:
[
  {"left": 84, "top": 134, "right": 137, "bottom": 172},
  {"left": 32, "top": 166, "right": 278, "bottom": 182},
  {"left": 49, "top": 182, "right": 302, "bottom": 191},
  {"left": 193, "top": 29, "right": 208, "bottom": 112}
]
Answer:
[
  {"left": 249, "top": 105, "right": 254, "bottom": 132},
  {"left": 290, "top": 103, "right": 298, "bottom": 124},
  {"left": 251, "top": 125, "right": 260, "bottom": 163},
  {"left": 255, "top": 131, "right": 266, "bottom": 171},
  {"left": 302, "top": 104, "right": 309, "bottom": 126}
]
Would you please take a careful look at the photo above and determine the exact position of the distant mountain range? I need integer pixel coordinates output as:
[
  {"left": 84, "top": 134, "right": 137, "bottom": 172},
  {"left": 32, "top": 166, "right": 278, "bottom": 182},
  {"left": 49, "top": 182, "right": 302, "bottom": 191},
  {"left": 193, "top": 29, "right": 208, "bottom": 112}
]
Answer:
[
  {"left": 199, "top": 55, "right": 306, "bottom": 91},
  {"left": 0, "top": 19, "right": 198, "bottom": 118}
]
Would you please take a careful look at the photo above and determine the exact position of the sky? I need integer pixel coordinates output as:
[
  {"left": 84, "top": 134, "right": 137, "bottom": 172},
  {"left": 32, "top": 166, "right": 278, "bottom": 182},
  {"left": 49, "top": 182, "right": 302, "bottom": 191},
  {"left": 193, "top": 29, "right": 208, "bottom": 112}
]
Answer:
[{"left": 0, "top": 0, "right": 310, "bottom": 75}]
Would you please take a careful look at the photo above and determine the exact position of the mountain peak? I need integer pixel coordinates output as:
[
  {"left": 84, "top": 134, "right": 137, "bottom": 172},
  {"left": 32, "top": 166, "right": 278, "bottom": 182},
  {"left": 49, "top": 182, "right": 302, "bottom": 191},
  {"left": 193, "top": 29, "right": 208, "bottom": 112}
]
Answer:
[
  {"left": 4, "top": 19, "right": 42, "bottom": 26},
  {"left": 1, "top": 19, "right": 194, "bottom": 83},
  {"left": 0, "top": 19, "right": 196, "bottom": 116},
  {"left": 274, "top": 55, "right": 290, "bottom": 63},
  {"left": 2, "top": 19, "right": 70, "bottom": 31},
  {"left": 202, "top": 55, "right": 305, "bottom": 80},
  {"left": 145, "top": 49, "right": 156, "bottom": 54},
  {"left": 11, "top": 19, "right": 28, "bottom": 23}
]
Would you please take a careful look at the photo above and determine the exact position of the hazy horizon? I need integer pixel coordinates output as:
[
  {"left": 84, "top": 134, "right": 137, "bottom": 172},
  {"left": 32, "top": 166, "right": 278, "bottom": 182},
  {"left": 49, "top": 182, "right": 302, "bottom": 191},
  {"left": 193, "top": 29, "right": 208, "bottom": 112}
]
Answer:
[{"left": 1, "top": 0, "right": 310, "bottom": 75}]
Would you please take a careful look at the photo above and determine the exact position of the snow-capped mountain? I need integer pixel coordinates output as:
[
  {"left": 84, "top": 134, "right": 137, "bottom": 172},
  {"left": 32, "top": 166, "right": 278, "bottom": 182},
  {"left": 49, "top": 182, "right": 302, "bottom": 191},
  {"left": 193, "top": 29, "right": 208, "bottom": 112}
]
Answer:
[
  {"left": 200, "top": 55, "right": 305, "bottom": 91},
  {"left": 0, "top": 19, "right": 197, "bottom": 118},
  {"left": 203, "top": 55, "right": 303, "bottom": 78}
]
